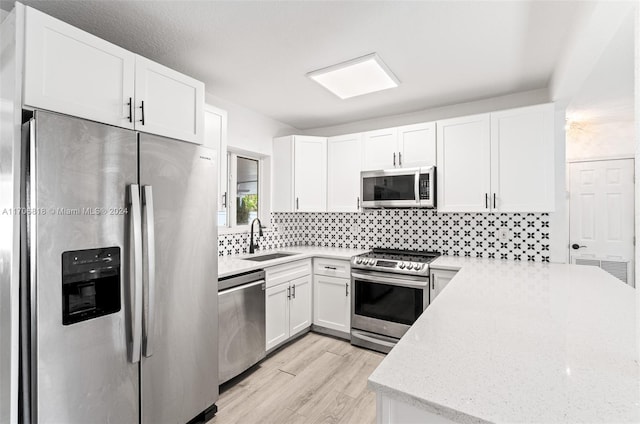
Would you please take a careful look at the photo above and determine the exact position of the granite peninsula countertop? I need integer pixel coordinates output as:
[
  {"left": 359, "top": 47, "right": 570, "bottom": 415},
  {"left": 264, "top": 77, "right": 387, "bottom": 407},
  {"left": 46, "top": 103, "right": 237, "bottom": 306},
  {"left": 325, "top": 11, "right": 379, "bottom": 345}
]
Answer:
[{"left": 368, "top": 256, "right": 640, "bottom": 423}]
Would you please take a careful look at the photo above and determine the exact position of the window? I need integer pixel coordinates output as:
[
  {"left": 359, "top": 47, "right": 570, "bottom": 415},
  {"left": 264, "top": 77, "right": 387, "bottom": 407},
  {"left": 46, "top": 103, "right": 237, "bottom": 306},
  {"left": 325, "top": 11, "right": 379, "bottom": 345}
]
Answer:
[{"left": 219, "top": 151, "right": 268, "bottom": 230}]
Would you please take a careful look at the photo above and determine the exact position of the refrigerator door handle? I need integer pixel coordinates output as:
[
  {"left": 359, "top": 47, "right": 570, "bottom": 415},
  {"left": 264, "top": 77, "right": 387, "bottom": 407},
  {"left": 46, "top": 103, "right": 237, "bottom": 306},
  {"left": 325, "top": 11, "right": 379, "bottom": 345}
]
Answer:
[
  {"left": 142, "top": 185, "right": 156, "bottom": 357},
  {"left": 129, "top": 184, "right": 143, "bottom": 363}
]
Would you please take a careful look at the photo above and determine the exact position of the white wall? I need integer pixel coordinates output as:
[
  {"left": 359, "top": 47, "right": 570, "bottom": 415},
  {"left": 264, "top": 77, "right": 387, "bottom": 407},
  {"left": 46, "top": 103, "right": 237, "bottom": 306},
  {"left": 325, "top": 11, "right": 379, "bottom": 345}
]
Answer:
[
  {"left": 566, "top": 119, "right": 635, "bottom": 160},
  {"left": 205, "top": 93, "right": 296, "bottom": 156},
  {"left": 299, "top": 88, "right": 549, "bottom": 136}
]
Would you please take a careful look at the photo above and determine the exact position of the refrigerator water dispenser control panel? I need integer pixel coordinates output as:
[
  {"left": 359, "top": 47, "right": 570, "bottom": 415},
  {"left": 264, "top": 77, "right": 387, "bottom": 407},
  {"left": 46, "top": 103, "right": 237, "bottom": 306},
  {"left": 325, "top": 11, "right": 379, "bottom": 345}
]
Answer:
[{"left": 62, "top": 247, "right": 121, "bottom": 325}]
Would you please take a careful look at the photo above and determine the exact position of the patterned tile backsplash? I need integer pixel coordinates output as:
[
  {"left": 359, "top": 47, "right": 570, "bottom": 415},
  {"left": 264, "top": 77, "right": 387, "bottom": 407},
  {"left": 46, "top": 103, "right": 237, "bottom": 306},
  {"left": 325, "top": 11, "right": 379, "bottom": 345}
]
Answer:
[{"left": 219, "top": 211, "right": 551, "bottom": 262}]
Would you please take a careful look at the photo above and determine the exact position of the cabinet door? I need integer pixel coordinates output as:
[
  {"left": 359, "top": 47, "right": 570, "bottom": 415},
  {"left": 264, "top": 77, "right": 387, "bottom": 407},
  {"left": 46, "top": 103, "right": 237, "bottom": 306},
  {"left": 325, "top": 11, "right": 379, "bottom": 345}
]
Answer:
[
  {"left": 436, "top": 114, "right": 491, "bottom": 212},
  {"left": 294, "top": 136, "right": 327, "bottom": 212},
  {"left": 265, "top": 283, "right": 290, "bottom": 351},
  {"left": 289, "top": 275, "right": 312, "bottom": 337},
  {"left": 490, "top": 104, "right": 555, "bottom": 212},
  {"left": 313, "top": 275, "right": 350, "bottom": 333},
  {"left": 362, "top": 128, "right": 398, "bottom": 171},
  {"left": 327, "top": 134, "right": 362, "bottom": 212},
  {"left": 134, "top": 55, "right": 204, "bottom": 144},
  {"left": 23, "top": 6, "right": 135, "bottom": 129},
  {"left": 397, "top": 122, "right": 436, "bottom": 168},
  {"left": 430, "top": 269, "right": 458, "bottom": 302},
  {"left": 272, "top": 136, "right": 294, "bottom": 212},
  {"left": 204, "top": 105, "right": 228, "bottom": 220}
]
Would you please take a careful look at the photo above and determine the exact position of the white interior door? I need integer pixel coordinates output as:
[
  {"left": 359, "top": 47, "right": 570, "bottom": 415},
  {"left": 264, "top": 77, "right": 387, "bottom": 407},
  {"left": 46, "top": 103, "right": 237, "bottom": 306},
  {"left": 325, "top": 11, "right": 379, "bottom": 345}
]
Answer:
[{"left": 569, "top": 159, "right": 635, "bottom": 286}]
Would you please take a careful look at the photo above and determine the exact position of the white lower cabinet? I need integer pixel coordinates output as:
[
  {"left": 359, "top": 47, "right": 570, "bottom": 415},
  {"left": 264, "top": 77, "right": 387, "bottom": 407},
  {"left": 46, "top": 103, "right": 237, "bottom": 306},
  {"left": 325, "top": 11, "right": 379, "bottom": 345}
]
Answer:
[
  {"left": 313, "top": 275, "right": 350, "bottom": 334},
  {"left": 289, "top": 275, "right": 312, "bottom": 337},
  {"left": 430, "top": 268, "right": 458, "bottom": 302},
  {"left": 265, "top": 260, "right": 312, "bottom": 351}
]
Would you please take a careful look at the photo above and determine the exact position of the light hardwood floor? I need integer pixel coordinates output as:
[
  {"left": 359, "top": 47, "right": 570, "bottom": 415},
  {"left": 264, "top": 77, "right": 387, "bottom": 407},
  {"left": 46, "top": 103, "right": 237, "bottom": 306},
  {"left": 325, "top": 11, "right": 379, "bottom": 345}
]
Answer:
[{"left": 212, "top": 332, "right": 384, "bottom": 424}]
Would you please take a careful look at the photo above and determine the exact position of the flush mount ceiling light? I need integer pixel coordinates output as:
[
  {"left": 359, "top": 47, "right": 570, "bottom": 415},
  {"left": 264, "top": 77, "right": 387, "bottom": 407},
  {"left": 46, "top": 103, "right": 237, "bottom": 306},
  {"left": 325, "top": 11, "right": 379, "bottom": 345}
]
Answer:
[{"left": 307, "top": 53, "right": 400, "bottom": 99}]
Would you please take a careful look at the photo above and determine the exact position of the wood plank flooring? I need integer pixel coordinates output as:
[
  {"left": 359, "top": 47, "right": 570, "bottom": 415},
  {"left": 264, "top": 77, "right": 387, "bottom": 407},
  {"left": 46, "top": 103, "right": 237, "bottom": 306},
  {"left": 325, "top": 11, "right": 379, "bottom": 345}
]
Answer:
[{"left": 212, "top": 332, "right": 384, "bottom": 424}]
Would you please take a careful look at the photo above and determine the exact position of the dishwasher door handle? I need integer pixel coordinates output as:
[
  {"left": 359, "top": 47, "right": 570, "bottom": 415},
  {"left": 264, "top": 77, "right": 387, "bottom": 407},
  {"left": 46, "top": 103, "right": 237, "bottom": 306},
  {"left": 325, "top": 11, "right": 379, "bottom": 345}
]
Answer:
[{"left": 218, "top": 280, "right": 265, "bottom": 295}]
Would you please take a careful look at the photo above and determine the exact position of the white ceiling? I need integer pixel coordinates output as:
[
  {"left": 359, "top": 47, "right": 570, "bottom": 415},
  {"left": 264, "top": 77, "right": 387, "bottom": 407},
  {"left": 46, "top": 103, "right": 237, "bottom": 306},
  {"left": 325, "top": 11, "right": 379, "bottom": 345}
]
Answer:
[{"left": 1, "top": 1, "right": 610, "bottom": 129}]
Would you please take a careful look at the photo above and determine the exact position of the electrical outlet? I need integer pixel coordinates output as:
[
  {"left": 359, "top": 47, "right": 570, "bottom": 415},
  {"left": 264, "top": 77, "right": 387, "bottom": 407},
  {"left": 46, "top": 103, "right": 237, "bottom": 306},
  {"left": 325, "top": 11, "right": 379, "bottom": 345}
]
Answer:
[{"left": 498, "top": 228, "right": 509, "bottom": 240}]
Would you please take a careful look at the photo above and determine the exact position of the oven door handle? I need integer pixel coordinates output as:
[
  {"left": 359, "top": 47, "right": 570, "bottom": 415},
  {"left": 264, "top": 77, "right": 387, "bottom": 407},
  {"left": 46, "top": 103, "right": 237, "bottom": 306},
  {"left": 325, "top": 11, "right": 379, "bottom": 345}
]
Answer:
[{"left": 351, "top": 272, "right": 428, "bottom": 288}]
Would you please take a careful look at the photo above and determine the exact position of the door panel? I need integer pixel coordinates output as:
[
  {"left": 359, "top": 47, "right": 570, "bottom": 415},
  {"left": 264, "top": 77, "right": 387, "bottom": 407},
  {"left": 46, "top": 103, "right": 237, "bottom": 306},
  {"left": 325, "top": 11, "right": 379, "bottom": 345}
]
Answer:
[
  {"left": 436, "top": 114, "right": 491, "bottom": 212},
  {"left": 569, "top": 159, "right": 634, "bottom": 285},
  {"left": 135, "top": 56, "right": 204, "bottom": 144},
  {"left": 327, "top": 134, "right": 361, "bottom": 212},
  {"left": 313, "top": 275, "right": 350, "bottom": 332},
  {"left": 266, "top": 283, "right": 289, "bottom": 350},
  {"left": 32, "top": 111, "right": 138, "bottom": 423},
  {"left": 362, "top": 128, "right": 397, "bottom": 171},
  {"left": 24, "top": 7, "right": 135, "bottom": 129},
  {"left": 139, "top": 134, "right": 218, "bottom": 423},
  {"left": 398, "top": 122, "right": 436, "bottom": 168},
  {"left": 289, "top": 275, "right": 312, "bottom": 337},
  {"left": 294, "top": 136, "right": 327, "bottom": 212}
]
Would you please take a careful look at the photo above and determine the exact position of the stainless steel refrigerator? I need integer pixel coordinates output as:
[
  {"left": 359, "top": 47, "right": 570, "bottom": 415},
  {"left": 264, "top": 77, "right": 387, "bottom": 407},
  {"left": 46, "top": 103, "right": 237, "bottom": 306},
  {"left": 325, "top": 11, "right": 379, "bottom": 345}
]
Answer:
[{"left": 20, "top": 110, "right": 218, "bottom": 424}]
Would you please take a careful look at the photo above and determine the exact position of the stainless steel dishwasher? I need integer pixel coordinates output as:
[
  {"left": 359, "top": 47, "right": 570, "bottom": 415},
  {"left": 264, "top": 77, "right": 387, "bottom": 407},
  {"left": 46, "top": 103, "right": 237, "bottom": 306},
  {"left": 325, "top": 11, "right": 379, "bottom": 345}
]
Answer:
[{"left": 218, "top": 270, "right": 266, "bottom": 384}]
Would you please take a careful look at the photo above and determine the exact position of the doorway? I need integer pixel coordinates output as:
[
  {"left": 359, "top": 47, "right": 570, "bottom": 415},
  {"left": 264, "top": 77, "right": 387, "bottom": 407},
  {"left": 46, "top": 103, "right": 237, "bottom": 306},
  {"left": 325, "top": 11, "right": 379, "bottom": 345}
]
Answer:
[{"left": 569, "top": 159, "right": 635, "bottom": 286}]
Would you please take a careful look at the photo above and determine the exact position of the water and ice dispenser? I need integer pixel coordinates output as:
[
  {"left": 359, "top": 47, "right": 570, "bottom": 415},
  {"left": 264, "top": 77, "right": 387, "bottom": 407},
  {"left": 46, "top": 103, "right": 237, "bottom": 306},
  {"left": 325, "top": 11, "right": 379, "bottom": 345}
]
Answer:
[{"left": 61, "top": 247, "right": 121, "bottom": 325}]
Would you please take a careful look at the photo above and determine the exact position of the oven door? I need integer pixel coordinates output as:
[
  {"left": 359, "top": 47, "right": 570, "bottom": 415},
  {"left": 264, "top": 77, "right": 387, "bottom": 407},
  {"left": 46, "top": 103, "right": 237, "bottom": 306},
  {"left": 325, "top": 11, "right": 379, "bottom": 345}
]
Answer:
[
  {"left": 351, "top": 270, "right": 429, "bottom": 339},
  {"left": 360, "top": 168, "right": 419, "bottom": 208}
]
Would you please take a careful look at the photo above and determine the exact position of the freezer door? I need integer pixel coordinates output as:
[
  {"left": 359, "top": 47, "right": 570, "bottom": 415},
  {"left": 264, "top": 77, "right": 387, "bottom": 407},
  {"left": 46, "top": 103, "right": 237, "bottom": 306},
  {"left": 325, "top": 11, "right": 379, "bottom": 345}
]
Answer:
[
  {"left": 139, "top": 134, "right": 218, "bottom": 424},
  {"left": 29, "top": 111, "right": 139, "bottom": 423}
]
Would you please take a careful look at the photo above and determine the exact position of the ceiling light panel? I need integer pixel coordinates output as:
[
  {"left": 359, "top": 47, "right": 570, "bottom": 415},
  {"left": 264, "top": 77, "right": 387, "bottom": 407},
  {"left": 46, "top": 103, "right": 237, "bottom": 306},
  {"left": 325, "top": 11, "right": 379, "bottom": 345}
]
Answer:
[{"left": 307, "top": 53, "right": 399, "bottom": 99}]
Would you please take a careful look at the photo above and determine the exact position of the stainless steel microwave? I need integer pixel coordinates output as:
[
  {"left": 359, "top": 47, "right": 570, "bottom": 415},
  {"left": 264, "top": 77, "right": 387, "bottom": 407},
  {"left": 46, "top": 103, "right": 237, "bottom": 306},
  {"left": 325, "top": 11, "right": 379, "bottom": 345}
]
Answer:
[{"left": 360, "top": 166, "right": 435, "bottom": 209}]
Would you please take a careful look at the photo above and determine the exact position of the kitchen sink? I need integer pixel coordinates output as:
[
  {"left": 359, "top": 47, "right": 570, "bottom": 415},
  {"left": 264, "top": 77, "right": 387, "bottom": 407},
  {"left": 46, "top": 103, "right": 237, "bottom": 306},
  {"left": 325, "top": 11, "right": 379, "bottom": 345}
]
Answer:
[{"left": 242, "top": 252, "right": 299, "bottom": 262}]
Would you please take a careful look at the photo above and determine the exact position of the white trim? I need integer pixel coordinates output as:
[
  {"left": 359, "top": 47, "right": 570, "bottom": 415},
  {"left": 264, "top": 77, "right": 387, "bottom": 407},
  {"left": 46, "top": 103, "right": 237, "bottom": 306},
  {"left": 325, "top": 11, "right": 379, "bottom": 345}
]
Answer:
[{"left": 567, "top": 155, "right": 635, "bottom": 163}]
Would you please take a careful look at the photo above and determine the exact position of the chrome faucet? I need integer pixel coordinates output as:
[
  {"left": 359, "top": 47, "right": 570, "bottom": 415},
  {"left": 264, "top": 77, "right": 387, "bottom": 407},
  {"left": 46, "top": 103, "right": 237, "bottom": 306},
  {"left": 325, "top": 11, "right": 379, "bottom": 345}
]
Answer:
[{"left": 249, "top": 218, "right": 263, "bottom": 254}]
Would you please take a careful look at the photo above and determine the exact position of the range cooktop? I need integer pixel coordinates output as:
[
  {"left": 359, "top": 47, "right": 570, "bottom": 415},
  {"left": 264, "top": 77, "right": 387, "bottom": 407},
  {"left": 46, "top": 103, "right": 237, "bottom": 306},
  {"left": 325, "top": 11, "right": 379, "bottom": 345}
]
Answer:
[{"left": 351, "top": 248, "right": 440, "bottom": 276}]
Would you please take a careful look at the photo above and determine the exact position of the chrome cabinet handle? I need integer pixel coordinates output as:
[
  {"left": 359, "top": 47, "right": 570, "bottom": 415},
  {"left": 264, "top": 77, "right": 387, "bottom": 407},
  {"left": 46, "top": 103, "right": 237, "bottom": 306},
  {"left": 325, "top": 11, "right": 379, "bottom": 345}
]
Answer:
[
  {"left": 345, "top": 282, "right": 349, "bottom": 296},
  {"left": 127, "top": 97, "right": 133, "bottom": 123},
  {"left": 398, "top": 152, "right": 402, "bottom": 166},
  {"left": 142, "top": 185, "right": 155, "bottom": 358},
  {"left": 139, "top": 100, "right": 145, "bottom": 125},
  {"left": 128, "top": 184, "right": 143, "bottom": 364},
  {"left": 357, "top": 197, "right": 360, "bottom": 209},
  {"left": 324, "top": 266, "right": 337, "bottom": 270},
  {"left": 393, "top": 152, "right": 396, "bottom": 167},
  {"left": 431, "top": 274, "right": 435, "bottom": 290},
  {"left": 296, "top": 197, "right": 299, "bottom": 210},
  {"left": 222, "top": 192, "right": 227, "bottom": 208},
  {"left": 287, "top": 286, "right": 291, "bottom": 300},
  {"left": 292, "top": 284, "right": 296, "bottom": 299}
]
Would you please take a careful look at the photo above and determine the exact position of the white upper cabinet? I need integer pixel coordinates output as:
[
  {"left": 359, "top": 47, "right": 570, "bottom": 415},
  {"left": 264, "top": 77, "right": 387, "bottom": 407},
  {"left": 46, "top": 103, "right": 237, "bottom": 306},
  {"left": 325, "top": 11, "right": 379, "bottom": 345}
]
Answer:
[
  {"left": 204, "top": 105, "right": 228, "bottom": 213},
  {"left": 327, "top": 134, "right": 362, "bottom": 212},
  {"left": 437, "top": 114, "right": 491, "bottom": 212},
  {"left": 22, "top": 6, "right": 204, "bottom": 144},
  {"left": 362, "top": 128, "right": 397, "bottom": 171},
  {"left": 23, "top": 6, "right": 135, "bottom": 129},
  {"left": 436, "top": 104, "right": 555, "bottom": 213},
  {"left": 134, "top": 56, "right": 204, "bottom": 144},
  {"left": 397, "top": 122, "right": 436, "bottom": 168},
  {"left": 490, "top": 104, "right": 554, "bottom": 212},
  {"left": 272, "top": 135, "right": 327, "bottom": 212},
  {"left": 362, "top": 123, "right": 436, "bottom": 171}
]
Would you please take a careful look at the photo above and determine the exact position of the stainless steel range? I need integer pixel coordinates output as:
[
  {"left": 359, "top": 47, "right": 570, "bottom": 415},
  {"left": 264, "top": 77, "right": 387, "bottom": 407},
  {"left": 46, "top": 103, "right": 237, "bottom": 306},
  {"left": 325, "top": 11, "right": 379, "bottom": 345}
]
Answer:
[{"left": 350, "top": 249, "right": 440, "bottom": 353}]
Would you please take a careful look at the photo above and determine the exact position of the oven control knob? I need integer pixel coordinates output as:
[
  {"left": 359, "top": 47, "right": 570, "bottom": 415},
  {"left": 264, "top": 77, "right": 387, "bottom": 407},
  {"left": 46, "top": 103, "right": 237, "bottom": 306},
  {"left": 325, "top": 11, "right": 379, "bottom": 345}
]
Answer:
[
  {"left": 414, "top": 264, "right": 422, "bottom": 271},
  {"left": 355, "top": 258, "right": 362, "bottom": 264},
  {"left": 398, "top": 262, "right": 406, "bottom": 269},
  {"left": 407, "top": 263, "right": 414, "bottom": 270},
  {"left": 369, "top": 259, "right": 376, "bottom": 266}
]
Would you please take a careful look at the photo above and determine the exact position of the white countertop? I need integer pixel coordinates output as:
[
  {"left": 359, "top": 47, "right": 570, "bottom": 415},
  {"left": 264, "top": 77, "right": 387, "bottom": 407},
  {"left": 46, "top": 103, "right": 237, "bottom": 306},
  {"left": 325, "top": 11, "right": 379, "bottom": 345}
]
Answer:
[
  {"left": 217, "top": 246, "right": 368, "bottom": 278},
  {"left": 369, "top": 256, "right": 640, "bottom": 423}
]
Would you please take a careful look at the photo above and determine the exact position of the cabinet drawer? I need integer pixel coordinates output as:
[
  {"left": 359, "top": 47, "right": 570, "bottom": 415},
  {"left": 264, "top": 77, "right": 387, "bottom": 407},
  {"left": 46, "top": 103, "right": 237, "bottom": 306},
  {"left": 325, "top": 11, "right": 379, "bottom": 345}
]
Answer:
[
  {"left": 265, "top": 259, "right": 311, "bottom": 288},
  {"left": 313, "top": 258, "right": 350, "bottom": 278}
]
